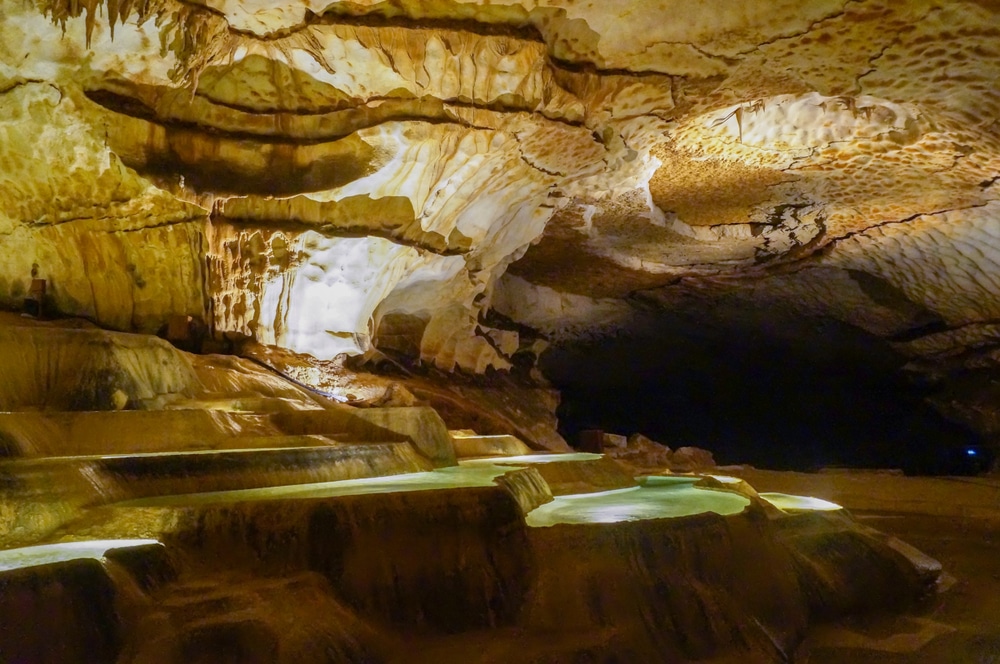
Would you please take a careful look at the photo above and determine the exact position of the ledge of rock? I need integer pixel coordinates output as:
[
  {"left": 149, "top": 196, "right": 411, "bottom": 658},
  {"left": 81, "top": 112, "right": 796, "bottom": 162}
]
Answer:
[{"left": 2, "top": 1, "right": 999, "bottom": 661}]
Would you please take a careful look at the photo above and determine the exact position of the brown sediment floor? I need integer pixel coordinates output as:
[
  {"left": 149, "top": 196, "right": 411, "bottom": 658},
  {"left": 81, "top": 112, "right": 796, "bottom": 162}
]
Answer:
[{"left": 733, "top": 469, "right": 1000, "bottom": 663}]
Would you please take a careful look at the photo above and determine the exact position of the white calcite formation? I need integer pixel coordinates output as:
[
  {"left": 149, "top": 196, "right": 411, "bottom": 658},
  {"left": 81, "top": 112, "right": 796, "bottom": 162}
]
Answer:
[{"left": 0, "top": 0, "right": 997, "bottom": 380}]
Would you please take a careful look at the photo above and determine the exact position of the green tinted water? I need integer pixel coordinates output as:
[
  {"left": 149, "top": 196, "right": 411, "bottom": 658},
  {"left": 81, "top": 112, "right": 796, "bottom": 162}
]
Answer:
[
  {"left": 0, "top": 539, "right": 159, "bottom": 571},
  {"left": 525, "top": 475, "right": 750, "bottom": 527}
]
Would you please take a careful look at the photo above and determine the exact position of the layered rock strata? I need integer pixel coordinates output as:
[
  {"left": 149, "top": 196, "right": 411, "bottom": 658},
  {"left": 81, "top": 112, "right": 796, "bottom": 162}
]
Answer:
[{"left": 1, "top": 0, "right": 995, "bottom": 388}]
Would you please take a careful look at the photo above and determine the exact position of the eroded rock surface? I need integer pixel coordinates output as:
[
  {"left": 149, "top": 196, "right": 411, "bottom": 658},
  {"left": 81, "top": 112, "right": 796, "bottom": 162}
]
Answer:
[
  {"left": 0, "top": 0, "right": 995, "bottom": 399},
  {"left": 1, "top": 6, "right": 998, "bottom": 657},
  {"left": 0, "top": 313, "right": 953, "bottom": 663}
]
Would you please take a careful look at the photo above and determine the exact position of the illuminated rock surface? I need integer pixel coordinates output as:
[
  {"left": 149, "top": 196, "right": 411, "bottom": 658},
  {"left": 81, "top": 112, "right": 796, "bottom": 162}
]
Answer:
[
  {"left": 2, "top": 1, "right": 999, "bottom": 661},
  {"left": 0, "top": 315, "right": 985, "bottom": 663},
  {"left": 0, "top": 444, "right": 942, "bottom": 663},
  {"left": 0, "top": 0, "right": 995, "bottom": 384}
]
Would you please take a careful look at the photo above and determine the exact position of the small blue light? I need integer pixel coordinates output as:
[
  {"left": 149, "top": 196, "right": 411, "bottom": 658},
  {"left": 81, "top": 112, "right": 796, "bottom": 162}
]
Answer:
[{"left": 967, "top": 448, "right": 978, "bottom": 456}]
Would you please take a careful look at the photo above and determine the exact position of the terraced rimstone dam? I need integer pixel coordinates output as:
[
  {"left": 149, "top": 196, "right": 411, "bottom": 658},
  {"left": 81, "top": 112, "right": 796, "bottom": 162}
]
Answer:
[
  {"left": 0, "top": 453, "right": 939, "bottom": 663},
  {"left": 3, "top": 0, "right": 1000, "bottom": 660},
  {"left": 0, "top": 325, "right": 942, "bottom": 664}
]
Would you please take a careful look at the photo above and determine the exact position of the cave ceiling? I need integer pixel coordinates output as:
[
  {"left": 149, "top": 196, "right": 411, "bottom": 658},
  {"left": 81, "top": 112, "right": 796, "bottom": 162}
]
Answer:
[{"left": 0, "top": 0, "right": 998, "bottom": 375}]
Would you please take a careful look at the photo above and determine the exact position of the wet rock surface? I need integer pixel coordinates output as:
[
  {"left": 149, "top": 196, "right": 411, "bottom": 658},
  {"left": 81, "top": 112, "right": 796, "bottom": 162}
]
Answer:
[
  {"left": 1, "top": 2, "right": 998, "bottom": 658},
  {"left": 0, "top": 465, "right": 944, "bottom": 663},
  {"left": 0, "top": 305, "right": 971, "bottom": 664}
]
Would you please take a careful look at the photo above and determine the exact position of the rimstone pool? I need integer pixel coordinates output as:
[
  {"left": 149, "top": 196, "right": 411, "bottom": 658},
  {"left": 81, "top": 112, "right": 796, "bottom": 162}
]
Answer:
[
  {"left": 108, "top": 453, "right": 839, "bottom": 527},
  {"left": 0, "top": 538, "right": 160, "bottom": 571},
  {"left": 0, "top": 439, "right": 934, "bottom": 664}
]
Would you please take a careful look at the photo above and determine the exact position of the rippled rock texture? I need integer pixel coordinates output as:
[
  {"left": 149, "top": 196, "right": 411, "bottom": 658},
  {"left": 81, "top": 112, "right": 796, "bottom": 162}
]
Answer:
[{"left": 0, "top": 0, "right": 996, "bottom": 391}]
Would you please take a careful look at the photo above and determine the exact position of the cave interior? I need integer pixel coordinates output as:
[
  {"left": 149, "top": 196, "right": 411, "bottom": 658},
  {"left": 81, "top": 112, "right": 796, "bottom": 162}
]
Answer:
[{"left": 2, "top": 0, "right": 1000, "bottom": 661}]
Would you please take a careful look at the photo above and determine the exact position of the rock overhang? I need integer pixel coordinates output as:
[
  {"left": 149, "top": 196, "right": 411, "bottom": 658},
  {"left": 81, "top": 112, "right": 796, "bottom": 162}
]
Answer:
[{"left": 0, "top": 0, "right": 997, "bottom": 399}]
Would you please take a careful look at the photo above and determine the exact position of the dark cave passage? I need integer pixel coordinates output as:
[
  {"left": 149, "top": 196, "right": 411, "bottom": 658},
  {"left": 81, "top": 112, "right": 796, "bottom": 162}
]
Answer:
[{"left": 541, "top": 311, "right": 988, "bottom": 475}]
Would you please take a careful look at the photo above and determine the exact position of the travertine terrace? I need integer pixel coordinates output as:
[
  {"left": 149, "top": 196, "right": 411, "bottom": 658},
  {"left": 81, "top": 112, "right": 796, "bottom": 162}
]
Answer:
[{"left": 1, "top": 1, "right": 999, "bottom": 662}]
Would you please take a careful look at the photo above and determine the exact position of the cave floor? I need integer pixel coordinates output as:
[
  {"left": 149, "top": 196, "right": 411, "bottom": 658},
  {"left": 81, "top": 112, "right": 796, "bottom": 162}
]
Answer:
[
  {"left": 735, "top": 470, "right": 1000, "bottom": 663},
  {"left": 803, "top": 511, "right": 1000, "bottom": 663}
]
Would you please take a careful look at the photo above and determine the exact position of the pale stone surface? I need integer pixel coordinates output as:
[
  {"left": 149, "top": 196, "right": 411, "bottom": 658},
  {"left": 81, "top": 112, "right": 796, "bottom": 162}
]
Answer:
[
  {"left": 450, "top": 432, "right": 533, "bottom": 459},
  {"left": 0, "top": 84, "right": 205, "bottom": 330},
  {"left": 0, "top": 314, "right": 199, "bottom": 411},
  {"left": 0, "top": 0, "right": 997, "bottom": 387},
  {"left": 606, "top": 433, "right": 673, "bottom": 472},
  {"left": 826, "top": 203, "right": 1000, "bottom": 327},
  {"left": 491, "top": 274, "right": 632, "bottom": 340}
]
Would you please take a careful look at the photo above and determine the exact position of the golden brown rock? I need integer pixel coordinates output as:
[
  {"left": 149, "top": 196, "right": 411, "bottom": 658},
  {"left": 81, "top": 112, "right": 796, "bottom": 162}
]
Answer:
[{"left": 0, "top": 0, "right": 995, "bottom": 381}]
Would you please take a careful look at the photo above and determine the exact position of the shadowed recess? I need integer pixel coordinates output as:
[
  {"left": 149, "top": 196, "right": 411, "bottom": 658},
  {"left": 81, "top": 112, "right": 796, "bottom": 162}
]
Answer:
[{"left": 543, "top": 307, "right": 984, "bottom": 474}]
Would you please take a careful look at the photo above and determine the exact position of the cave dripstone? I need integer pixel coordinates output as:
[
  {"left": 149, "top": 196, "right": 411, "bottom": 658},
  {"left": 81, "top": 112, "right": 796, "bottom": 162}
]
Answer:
[
  {"left": 2, "top": 1, "right": 1000, "bottom": 662},
  {"left": 0, "top": 0, "right": 997, "bottom": 389}
]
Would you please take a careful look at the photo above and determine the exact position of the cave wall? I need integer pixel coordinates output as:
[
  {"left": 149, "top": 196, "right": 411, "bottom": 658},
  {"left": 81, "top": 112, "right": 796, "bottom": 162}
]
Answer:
[
  {"left": 0, "top": 0, "right": 997, "bottom": 409},
  {"left": 0, "top": 0, "right": 662, "bottom": 372}
]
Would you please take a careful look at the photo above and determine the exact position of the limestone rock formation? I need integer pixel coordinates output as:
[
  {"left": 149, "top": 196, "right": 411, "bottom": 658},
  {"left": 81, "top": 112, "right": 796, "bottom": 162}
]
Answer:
[
  {"left": 0, "top": 301, "right": 961, "bottom": 663},
  {"left": 0, "top": 0, "right": 994, "bottom": 401},
  {"left": 4, "top": 4, "right": 1000, "bottom": 657}
]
